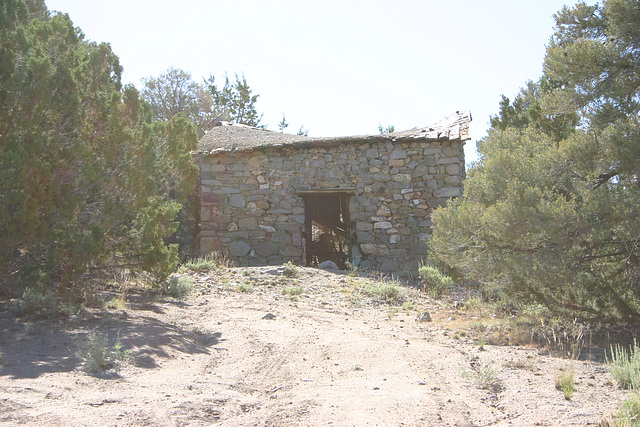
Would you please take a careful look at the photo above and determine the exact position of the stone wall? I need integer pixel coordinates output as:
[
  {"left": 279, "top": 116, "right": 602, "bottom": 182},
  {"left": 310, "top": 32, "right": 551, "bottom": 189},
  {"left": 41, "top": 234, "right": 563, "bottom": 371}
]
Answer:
[{"left": 196, "top": 137, "right": 465, "bottom": 273}]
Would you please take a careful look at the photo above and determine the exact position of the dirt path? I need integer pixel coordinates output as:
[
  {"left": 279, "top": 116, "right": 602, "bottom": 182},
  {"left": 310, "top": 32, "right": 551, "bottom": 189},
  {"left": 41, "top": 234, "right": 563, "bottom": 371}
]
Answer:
[{"left": 0, "top": 266, "right": 627, "bottom": 426}]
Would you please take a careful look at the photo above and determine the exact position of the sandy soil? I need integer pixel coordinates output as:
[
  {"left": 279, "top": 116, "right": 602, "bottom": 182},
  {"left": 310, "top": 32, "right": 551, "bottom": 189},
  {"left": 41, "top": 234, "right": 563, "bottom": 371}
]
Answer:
[{"left": 0, "top": 266, "right": 628, "bottom": 426}]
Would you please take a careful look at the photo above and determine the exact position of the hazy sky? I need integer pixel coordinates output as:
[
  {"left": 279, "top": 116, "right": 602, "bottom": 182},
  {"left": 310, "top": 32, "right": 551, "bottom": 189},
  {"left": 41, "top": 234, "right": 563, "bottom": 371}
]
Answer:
[{"left": 44, "top": 0, "right": 581, "bottom": 164}]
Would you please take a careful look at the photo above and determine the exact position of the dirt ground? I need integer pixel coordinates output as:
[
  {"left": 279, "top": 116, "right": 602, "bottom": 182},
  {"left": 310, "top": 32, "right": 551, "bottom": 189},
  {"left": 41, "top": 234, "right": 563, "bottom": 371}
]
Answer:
[{"left": 0, "top": 266, "right": 629, "bottom": 426}]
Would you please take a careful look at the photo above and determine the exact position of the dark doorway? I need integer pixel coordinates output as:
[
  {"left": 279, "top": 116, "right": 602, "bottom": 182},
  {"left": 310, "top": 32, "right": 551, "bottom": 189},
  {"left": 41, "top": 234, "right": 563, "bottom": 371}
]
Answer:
[{"left": 301, "top": 192, "right": 351, "bottom": 269}]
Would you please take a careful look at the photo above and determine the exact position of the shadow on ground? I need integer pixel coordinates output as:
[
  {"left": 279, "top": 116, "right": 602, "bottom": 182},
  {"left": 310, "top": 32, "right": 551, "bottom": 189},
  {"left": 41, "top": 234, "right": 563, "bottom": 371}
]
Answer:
[{"left": 0, "top": 292, "right": 222, "bottom": 380}]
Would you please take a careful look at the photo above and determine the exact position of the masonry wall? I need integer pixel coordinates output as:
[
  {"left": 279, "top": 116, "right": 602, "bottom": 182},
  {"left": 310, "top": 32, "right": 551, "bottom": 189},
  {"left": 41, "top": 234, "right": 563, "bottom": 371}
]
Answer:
[{"left": 196, "top": 138, "right": 465, "bottom": 273}]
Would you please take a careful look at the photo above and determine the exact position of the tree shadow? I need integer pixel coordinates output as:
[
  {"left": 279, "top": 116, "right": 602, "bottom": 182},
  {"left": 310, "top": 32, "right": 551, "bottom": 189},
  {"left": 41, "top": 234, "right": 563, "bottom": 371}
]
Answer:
[{"left": 0, "top": 294, "right": 223, "bottom": 380}]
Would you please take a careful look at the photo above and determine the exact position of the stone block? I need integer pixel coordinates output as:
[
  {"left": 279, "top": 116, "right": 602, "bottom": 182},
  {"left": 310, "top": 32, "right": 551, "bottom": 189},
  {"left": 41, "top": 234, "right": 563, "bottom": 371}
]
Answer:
[
  {"left": 271, "top": 232, "right": 291, "bottom": 244},
  {"left": 228, "top": 194, "right": 245, "bottom": 208},
  {"left": 374, "top": 221, "right": 393, "bottom": 229},
  {"left": 275, "top": 222, "right": 301, "bottom": 233},
  {"left": 360, "top": 243, "right": 389, "bottom": 255},
  {"left": 356, "top": 231, "right": 375, "bottom": 243},
  {"left": 376, "top": 205, "right": 391, "bottom": 216},
  {"left": 357, "top": 222, "right": 373, "bottom": 231},
  {"left": 200, "top": 237, "right": 221, "bottom": 255},
  {"left": 256, "top": 241, "right": 279, "bottom": 257},
  {"left": 412, "top": 165, "right": 429, "bottom": 177},
  {"left": 365, "top": 148, "right": 379, "bottom": 159},
  {"left": 259, "top": 224, "right": 277, "bottom": 233},
  {"left": 229, "top": 241, "right": 251, "bottom": 257},
  {"left": 280, "top": 246, "right": 303, "bottom": 257},
  {"left": 210, "top": 164, "right": 227, "bottom": 172},
  {"left": 444, "top": 175, "right": 462, "bottom": 186},
  {"left": 436, "top": 157, "right": 459, "bottom": 165},
  {"left": 200, "top": 207, "right": 214, "bottom": 223},
  {"left": 435, "top": 187, "right": 462, "bottom": 198},
  {"left": 392, "top": 174, "right": 411, "bottom": 182},
  {"left": 442, "top": 146, "right": 461, "bottom": 157},
  {"left": 247, "top": 208, "right": 265, "bottom": 217},
  {"left": 200, "top": 192, "right": 227, "bottom": 206},
  {"left": 445, "top": 163, "right": 460, "bottom": 176},
  {"left": 389, "top": 148, "right": 407, "bottom": 160},
  {"left": 409, "top": 243, "right": 428, "bottom": 255},
  {"left": 219, "top": 187, "right": 241, "bottom": 194},
  {"left": 379, "top": 258, "right": 399, "bottom": 272},
  {"left": 219, "top": 231, "right": 250, "bottom": 240},
  {"left": 238, "top": 217, "right": 257, "bottom": 230}
]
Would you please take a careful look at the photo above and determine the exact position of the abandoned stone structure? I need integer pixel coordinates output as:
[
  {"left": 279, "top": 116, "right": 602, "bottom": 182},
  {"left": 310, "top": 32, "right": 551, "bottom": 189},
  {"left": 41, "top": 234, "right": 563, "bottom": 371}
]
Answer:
[{"left": 194, "top": 111, "right": 471, "bottom": 273}]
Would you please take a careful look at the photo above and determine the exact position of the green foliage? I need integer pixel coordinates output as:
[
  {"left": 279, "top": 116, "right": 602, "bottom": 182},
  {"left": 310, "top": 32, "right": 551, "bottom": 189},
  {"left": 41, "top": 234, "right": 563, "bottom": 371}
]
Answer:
[
  {"left": 282, "top": 261, "right": 299, "bottom": 277},
  {"left": 608, "top": 340, "right": 640, "bottom": 426},
  {"left": 142, "top": 68, "right": 264, "bottom": 135},
  {"left": 204, "top": 72, "right": 263, "bottom": 127},
  {"left": 277, "top": 114, "right": 289, "bottom": 133},
  {"left": 178, "top": 254, "right": 223, "bottom": 273},
  {"left": 431, "top": 0, "right": 640, "bottom": 325},
  {"left": 378, "top": 124, "right": 395, "bottom": 134},
  {"left": 160, "top": 276, "right": 193, "bottom": 300},
  {"left": 461, "top": 361, "right": 502, "bottom": 393},
  {"left": 296, "top": 125, "right": 309, "bottom": 136},
  {"left": 418, "top": 265, "right": 453, "bottom": 298},
  {"left": 9, "top": 289, "right": 61, "bottom": 320},
  {"left": 363, "top": 281, "right": 402, "bottom": 303},
  {"left": 0, "top": 1, "right": 197, "bottom": 296},
  {"left": 488, "top": 79, "right": 578, "bottom": 142},
  {"left": 236, "top": 283, "right": 253, "bottom": 293},
  {"left": 608, "top": 340, "right": 640, "bottom": 390},
  {"left": 140, "top": 67, "right": 213, "bottom": 138},
  {"left": 617, "top": 392, "right": 640, "bottom": 426},
  {"left": 282, "top": 286, "right": 304, "bottom": 296},
  {"left": 75, "top": 330, "right": 130, "bottom": 376},
  {"left": 555, "top": 368, "right": 576, "bottom": 400}
]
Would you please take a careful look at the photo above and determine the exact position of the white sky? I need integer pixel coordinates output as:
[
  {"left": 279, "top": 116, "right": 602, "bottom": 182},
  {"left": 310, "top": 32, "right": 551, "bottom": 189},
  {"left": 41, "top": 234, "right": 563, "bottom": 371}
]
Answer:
[{"left": 44, "top": 0, "right": 579, "bottom": 164}]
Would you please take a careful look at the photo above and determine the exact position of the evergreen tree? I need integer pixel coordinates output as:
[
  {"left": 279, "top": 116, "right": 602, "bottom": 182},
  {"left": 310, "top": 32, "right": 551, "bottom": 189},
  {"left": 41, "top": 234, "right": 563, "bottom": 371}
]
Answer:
[
  {"left": 141, "top": 67, "right": 214, "bottom": 138},
  {"left": 0, "top": 0, "right": 198, "bottom": 295},
  {"left": 277, "top": 114, "right": 289, "bottom": 133},
  {"left": 204, "top": 73, "right": 263, "bottom": 127},
  {"left": 430, "top": 0, "right": 640, "bottom": 324}
]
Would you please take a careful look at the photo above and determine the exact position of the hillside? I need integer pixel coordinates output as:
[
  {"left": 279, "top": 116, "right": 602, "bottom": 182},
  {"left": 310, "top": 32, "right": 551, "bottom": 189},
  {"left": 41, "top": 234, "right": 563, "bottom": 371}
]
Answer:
[{"left": 0, "top": 266, "right": 626, "bottom": 426}]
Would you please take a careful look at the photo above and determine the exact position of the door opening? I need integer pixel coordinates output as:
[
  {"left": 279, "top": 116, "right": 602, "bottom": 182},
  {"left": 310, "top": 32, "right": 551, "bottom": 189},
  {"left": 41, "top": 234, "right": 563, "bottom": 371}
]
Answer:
[{"left": 301, "top": 192, "right": 351, "bottom": 269}]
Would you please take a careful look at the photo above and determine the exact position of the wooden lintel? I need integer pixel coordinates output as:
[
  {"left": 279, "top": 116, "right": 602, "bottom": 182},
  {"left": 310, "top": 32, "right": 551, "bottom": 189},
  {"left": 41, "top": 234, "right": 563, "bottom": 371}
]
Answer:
[{"left": 297, "top": 188, "right": 356, "bottom": 196}]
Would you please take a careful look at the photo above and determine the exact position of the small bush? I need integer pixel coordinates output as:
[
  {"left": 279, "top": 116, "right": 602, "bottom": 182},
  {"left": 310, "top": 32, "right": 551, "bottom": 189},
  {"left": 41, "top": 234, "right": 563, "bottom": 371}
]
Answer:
[
  {"left": 555, "top": 368, "right": 575, "bottom": 400},
  {"left": 9, "top": 289, "right": 61, "bottom": 320},
  {"left": 617, "top": 392, "right": 640, "bottom": 426},
  {"left": 106, "top": 294, "right": 127, "bottom": 310},
  {"left": 363, "top": 282, "right": 402, "bottom": 303},
  {"left": 283, "top": 286, "right": 304, "bottom": 296},
  {"left": 461, "top": 361, "right": 502, "bottom": 393},
  {"left": 608, "top": 340, "right": 640, "bottom": 390},
  {"left": 402, "top": 301, "right": 418, "bottom": 312},
  {"left": 418, "top": 265, "right": 453, "bottom": 297},
  {"left": 76, "top": 330, "right": 130, "bottom": 375},
  {"left": 178, "top": 254, "right": 226, "bottom": 273},
  {"left": 160, "top": 276, "right": 193, "bottom": 300},
  {"left": 236, "top": 283, "right": 253, "bottom": 293},
  {"left": 283, "top": 261, "right": 299, "bottom": 277}
]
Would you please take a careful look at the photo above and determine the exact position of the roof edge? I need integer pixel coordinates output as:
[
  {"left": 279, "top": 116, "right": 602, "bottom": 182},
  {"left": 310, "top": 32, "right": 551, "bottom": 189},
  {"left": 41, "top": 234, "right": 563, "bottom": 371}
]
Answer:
[{"left": 195, "top": 110, "right": 471, "bottom": 156}]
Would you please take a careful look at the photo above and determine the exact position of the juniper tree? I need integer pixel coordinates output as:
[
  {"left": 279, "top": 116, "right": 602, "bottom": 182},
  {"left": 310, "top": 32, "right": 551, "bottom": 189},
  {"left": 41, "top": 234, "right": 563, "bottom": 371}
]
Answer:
[
  {"left": 430, "top": 0, "right": 640, "bottom": 324},
  {"left": 0, "top": 0, "right": 198, "bottom": 294}
]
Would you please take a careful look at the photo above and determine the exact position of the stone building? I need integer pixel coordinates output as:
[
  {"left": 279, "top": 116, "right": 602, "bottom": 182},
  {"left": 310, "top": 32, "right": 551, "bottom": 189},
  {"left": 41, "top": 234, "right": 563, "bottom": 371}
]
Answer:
[{"left": 194, "top": 111, "right": 471, "bottom": 273}]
